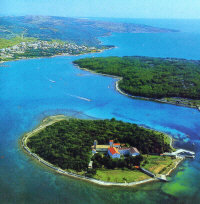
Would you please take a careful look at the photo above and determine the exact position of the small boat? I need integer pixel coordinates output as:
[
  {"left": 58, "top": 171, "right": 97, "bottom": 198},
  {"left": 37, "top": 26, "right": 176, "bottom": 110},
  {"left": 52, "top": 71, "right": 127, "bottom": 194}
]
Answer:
[
  {"left": 49, "top": 79, "right": 56, "bottom": 83},
  {"left": 66, "top": 93, "right": 91, "bottom": 102},
  {"left": 76, "top": 96, "right": 91, "bottom": 102}
]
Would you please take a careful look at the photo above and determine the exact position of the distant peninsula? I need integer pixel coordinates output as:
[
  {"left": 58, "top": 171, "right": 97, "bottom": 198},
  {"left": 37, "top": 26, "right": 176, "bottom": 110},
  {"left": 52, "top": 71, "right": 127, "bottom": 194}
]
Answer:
[
  {"left": 0, "top": 16, "right": 178, "bottom": 45},
  {"left": 73, "top": 56, "right": 200, "bottom": 109},
  {"left": 22, "top": 115, "right": 188, "bottom": 186},
  {"left": 0, "top": 16, "right": 177, "bottom": 62}
]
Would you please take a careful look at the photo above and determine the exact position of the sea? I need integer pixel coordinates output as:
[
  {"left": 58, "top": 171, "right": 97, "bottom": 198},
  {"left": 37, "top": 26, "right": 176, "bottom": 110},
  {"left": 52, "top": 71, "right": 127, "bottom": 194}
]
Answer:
[{"left": 0, "top": 19, "right": 200, "bottom": 204}]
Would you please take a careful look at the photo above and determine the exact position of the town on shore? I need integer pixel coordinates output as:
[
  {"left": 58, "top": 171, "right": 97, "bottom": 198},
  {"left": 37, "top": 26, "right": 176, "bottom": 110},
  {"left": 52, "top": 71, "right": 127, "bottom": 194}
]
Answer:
[{"left": 0, "top": 38, "right": 103, "bottom": 62}]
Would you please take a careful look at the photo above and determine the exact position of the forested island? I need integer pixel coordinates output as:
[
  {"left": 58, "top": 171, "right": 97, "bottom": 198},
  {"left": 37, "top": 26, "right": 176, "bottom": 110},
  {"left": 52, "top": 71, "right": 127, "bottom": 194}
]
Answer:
[
  {"left": 74, "top": 56, "right": 200, "bottom": 108},
  {"left": 23, "top": 116, "right": 180, "bottom": 184}
]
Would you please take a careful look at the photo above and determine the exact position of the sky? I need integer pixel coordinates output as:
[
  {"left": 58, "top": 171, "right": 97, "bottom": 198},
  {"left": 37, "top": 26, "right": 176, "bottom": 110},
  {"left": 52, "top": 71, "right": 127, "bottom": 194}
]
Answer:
[{"left": 1, "top": 0, "right": 200, "bottom": 19}]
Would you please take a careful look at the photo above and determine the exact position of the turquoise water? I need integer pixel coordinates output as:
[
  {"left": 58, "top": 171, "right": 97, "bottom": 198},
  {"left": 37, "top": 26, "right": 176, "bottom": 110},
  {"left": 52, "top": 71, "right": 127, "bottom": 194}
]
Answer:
[{"left": 0, "top": 19, "right": 200, "bottom": 203}]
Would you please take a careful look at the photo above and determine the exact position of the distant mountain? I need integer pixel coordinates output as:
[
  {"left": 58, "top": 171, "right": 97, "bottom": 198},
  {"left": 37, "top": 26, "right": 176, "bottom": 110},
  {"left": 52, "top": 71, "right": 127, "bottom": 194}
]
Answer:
[{"left": 0, "top": 16, "right": 178, "bottom": 46}]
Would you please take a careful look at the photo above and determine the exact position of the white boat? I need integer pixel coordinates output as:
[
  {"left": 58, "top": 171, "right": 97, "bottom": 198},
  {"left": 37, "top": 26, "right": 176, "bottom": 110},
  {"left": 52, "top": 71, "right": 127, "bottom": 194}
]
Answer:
[
  {"left": 76, "top": 96, "right": 91, "bottom": 102},
  {"left": 65, "top": 92, "right": 91, "bottom": 102},
  {"left": 49, "top": 79, "right": 56, "bottom": 83}
]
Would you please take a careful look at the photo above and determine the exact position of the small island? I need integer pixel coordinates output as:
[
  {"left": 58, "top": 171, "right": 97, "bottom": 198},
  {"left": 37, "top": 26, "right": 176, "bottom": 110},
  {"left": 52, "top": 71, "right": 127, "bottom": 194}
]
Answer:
[
  {"left": 73, "top": 56, "right": 200, "bottom": 109},
  {"left": 21, "top": 115, "right": 194, "bottom": 186}
]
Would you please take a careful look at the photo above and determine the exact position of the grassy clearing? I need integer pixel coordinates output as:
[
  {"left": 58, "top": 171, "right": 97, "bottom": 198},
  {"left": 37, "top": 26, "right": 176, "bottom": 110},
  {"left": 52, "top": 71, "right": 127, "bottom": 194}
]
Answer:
[
  {"left": 93, "top": 169, "right": 150, "bottom": 183},
  {"left": 141, "top": 155, "right": 179, "bottom": 175},
  {"left": 0, "top": 36, "right": 37, "bottom": 49}
]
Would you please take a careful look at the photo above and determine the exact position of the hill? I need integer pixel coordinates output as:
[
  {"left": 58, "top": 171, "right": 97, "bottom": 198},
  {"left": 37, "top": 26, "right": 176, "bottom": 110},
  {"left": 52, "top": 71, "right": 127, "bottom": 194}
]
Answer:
[{"left": 0, "top": 16, "right": 178, "bottom": 46}]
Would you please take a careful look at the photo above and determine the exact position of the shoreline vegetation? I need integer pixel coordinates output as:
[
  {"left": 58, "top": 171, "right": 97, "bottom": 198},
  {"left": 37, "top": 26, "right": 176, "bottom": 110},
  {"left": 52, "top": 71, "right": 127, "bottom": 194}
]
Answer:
[
  {"left": 115, "top": 78, "right": 200, "bottom": 110},
  {"left": 73, "top": 57, "right": 200, "bottom": 110},
  {"left": 21, "top": 115, "right": 184, "bottom": 187}
]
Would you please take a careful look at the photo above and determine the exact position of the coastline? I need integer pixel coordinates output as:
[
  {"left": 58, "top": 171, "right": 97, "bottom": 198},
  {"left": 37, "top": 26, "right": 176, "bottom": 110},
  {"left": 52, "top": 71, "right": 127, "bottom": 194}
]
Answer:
[
  {"left": 116, "top": 79, "right": 200, "bottom": 109},
  {"left": 0, "top": 46, "right": 111, "bottom": 65},
  {"left": 21, "top": 115, "right": 183, "bottom": 187},
  {"left": 165, "top": 156, "right": 184, "bottom": 176},
  {"left": 1, "top": 45, "right": 198, "bottom": 110},
  {"left": 74, "top": 64, "right": 200, "bottom": 111}
]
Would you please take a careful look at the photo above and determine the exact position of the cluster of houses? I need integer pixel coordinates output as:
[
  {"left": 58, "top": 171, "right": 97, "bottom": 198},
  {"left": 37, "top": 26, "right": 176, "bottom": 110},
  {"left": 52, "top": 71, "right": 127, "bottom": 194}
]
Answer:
[
  {"left": 92, "top": 140, "right": 140, "bottom": 159},
  {"left": 0, "top": 40, "right": 100, "bottom": 60}
]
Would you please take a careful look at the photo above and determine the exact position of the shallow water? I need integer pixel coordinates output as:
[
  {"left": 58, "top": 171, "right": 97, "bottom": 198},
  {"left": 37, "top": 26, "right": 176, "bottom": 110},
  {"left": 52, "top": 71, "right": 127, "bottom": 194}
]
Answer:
[{"left": 0, "top": 19, "right": 200, "bottom": 203}]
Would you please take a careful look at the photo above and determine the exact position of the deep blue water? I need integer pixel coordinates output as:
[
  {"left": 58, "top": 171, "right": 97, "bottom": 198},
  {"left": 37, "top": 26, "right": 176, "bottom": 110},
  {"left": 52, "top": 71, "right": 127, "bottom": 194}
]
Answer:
[{"left": 0, "top": 19, "right": 200, "bottom": 203}]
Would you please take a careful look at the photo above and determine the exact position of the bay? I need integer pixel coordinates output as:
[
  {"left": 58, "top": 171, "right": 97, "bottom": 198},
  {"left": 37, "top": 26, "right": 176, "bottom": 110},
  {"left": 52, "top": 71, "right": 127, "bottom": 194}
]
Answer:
[{"left": 0, "top": 19, "right": 200, "bottom": 203}]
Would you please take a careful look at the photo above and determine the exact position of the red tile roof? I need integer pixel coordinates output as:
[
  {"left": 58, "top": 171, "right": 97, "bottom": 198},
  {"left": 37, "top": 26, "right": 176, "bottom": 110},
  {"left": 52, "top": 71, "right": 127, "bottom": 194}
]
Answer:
[
  {"left": 134, "top": 166, "right": 140, "bottom": 169},
  {"left": 114, "top": 143, "right": 120, "bottom": 146},
  {"left": 108, "top": 147, "right": 120, "bottom": 155}
]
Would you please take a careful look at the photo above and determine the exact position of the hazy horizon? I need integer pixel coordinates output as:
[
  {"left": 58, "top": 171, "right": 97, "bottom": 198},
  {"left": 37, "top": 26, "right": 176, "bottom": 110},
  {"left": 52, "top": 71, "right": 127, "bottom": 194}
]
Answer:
[
  {"left": 1, "top": 0, "right": 200, "bottom": 19},
  {"left": 1, "top": 15, "right": 200, "bottom": 20}
]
